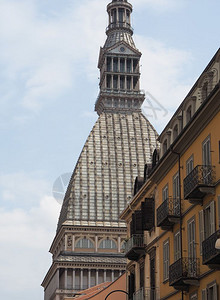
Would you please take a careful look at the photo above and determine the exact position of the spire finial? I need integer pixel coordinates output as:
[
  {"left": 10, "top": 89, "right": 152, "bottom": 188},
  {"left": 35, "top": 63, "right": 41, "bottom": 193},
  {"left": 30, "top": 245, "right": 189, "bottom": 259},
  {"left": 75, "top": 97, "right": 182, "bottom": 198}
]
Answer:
[{"left": 106, "top": 0, "right": 133, "bottom": 35}]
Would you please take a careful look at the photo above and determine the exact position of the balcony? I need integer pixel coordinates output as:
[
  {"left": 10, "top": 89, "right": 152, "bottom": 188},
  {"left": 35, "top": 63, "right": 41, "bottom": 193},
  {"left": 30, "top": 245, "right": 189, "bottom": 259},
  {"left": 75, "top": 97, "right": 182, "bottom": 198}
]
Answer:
[
  {"left": 157, "top": 198, "right": 180, "bottom": 230},
  {"left": 202, "top": 230, "right": 220, "bottom": 269},
  {"left": 169, "top": 257, "right": 200, "bottom": 291},
  {"left": 183, "top": 165, "right": 215, "bottom": 203},
  {"left": 124, "top": 234, "right": 145, "bottom": 261},
  {"left": 106, "top": 22, "right": 134, "bottom": 33}
]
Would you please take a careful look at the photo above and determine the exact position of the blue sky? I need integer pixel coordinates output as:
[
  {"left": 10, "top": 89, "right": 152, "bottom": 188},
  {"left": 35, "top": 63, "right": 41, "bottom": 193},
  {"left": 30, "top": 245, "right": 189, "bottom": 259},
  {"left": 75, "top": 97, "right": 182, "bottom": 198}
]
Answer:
[{"left": 0, "top": 0, "right": 219, "bottom": 299}]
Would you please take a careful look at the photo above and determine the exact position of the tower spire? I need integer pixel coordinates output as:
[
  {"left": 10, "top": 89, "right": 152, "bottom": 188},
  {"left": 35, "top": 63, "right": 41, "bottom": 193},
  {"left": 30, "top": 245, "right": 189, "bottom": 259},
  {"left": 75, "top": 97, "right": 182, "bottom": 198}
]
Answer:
[{"left": 95, "top": 0, "right": 145, "bottom": 115}]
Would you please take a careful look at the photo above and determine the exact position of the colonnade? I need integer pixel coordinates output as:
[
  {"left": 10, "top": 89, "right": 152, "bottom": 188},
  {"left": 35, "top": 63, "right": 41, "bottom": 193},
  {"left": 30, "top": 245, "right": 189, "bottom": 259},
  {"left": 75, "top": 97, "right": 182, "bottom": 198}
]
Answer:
[{"left": 57, "top": 268, "right": 123, "bottom": 290}]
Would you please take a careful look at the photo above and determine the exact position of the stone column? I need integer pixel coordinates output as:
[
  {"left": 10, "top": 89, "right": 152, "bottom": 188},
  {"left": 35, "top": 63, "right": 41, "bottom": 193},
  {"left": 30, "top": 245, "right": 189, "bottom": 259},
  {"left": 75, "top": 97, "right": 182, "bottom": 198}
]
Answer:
[
  {"left": 56, "top": 269, "right": 60, "bottom": 289},
  {"left": 104, "top": 270, "right": 107, "bottom": 282},
  {"left": 119, "top": 270, "right": 122, "bottom": 276},
  {"left": 65, "top": 269, "right": 67, "bottom": 289},
  {"left": 118, "top": 236, "right": 121, "bottom": 253},
  {"left": 72, "top": 235, "right": 75, "bottom": 251},
  {"left": 95, "top": 236, "right": 98, "bottom": 252},
  {"left": 96, "top": 269, "right": 99, "bottom": 285},
  {"left": 88, "top": 269, "right": 91, "bottom": 288},
  {"left": 65, "top": 235, "right": 67, "bottom": 251},
  {"left": 80, "top": 269, "right": 83, "bottom": 290},
  {"left": 72, "top": 270, "right": 75, "bottom": 290},
  {"left": 111, "top": 75, "right": 113, "bottom": 90},
  {"left": 111, "top": 270, "right": 114, "bottom": 282}
]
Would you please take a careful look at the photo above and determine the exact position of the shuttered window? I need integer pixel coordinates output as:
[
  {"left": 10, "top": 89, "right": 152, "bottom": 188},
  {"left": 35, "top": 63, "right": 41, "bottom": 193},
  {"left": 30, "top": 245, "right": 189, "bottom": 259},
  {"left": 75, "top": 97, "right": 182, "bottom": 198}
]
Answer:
[
  {"left": 142, "top": 198, "right": 155, "bottom": 231},
  {"left": 202, "top": 289, "right": 207, "bottom": 300},
  {"left": 162, "top": 185, "right": 169, "bottom": 202},
  {"left": 202, "top": 136, "right": 211, "bottom": 165},
  {"left": 186, "top": 155, "right": 194, "bottom": 175},
  {"left": 199, "top": 200, "right": 216, "bottom": 254},
  {"left": 207, "top": 281, "right": 218, "bottom": 300},
  {"left": 163, "top": 239, "right": 169, "bottom": 281},
  {"left": 174, "top": 231, "right": 181, "bottom": 261},
  {"left": 199, "top": 210, "right": 205, "bottom": 255}
]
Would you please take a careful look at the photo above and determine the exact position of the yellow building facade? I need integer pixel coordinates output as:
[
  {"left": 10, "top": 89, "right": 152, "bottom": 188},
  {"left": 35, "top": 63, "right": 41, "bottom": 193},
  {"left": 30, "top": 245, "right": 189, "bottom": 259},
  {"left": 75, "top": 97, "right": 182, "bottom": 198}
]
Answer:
[{"left": 120, "top": 49, "right": 220, "bottom": 300}]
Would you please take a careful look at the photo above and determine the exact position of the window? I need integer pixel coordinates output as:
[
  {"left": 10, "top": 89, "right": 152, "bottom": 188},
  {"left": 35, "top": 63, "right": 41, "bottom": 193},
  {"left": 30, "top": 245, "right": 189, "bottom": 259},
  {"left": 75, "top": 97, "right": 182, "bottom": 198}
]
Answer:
[
  {"left": 186, "top": 105, "right": 192, "bottom": 123},
  {"left": 186, "top": 155, "right": 194, "bottom": 175},
  {"left": 202, "top": 281, "right": 218, "bottom": 300},
  {"left": 173, "top": 124, "right": 178, "bottom": 141},
  {"left": 107, "top": 57, "right": 112, "bottom": 72},
  {"left": 113, "top": 58, "right": 118, "bottom": 72},
  {"left": 120, "top": 58, "right": 125, "bottom": 72},
  {"left": 162, "top": 185, "right": 169, "bottom": 202},
  {"left": 118, "top": 8, "right": 124, "bottom": 24},
  {"left": 163, "top": 140, "right": 168, "bottom": 154},
  {"left": 188, "top": 218, "right": 197, "bottom": 277},
  {"left": 163, "top": 239, "right": 169, "bottom": 281},
  {"left": 174, "top": 231, "right": 181, "bottom": 261},
  {"left": 173, "top": 172, "right": 180, "bottom": 214},
  {"left": 202, "top": 136, "right": 211, "bottom": 166},
  {"left": 188, "top": 218, "right": 196, "bottom": 259},
  {"left": 199, "top": 200, "right": 216, "bottom": 253},
  {"left": 76, "top": 238, "right": 94, "bottom": 249},
  {"left": 99, "top": 238, "right": 117, "bottom": 249},
  {"left": 113, "top": 75, "right": 118, "bottom": 89}
]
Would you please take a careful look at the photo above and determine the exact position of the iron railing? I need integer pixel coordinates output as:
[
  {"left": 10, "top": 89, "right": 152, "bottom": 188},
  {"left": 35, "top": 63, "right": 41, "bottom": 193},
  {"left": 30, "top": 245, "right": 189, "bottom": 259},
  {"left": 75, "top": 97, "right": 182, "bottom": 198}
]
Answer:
[
  {"left": 157, "top": 198, "right": 180, "bottom": 226},
  {"left": 133, "top": 287, "right": 144, "bottom": 300},
  {"left": 169, "top": 257, "right": 200, "bottom": 286},
  {"left": 183, "top": 165, "right": 215, "bottom": 199},
  {"left": 202, "top": 230, "right": 220, "bottom": 264},
  {"left": 106, "top": 22, "right": 134, "bottom": 32},
  {"left": 124, "top": 234, "right": 145, "bottom": 254}
]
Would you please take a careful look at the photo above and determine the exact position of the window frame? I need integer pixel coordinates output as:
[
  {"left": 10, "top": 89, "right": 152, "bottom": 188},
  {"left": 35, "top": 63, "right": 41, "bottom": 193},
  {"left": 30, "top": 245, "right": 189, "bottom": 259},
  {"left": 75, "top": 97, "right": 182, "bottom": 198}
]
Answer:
[{"left": 163, "top": 239, "right": 170, "bottom": 282}]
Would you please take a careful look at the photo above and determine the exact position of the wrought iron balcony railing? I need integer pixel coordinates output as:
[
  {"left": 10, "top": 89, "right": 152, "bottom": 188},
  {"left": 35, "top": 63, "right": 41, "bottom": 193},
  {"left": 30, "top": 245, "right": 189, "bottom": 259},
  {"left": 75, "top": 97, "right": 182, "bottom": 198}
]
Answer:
[
  {"left": 157, "top": 198, "right": 180, "bottom": 229},
  {"left": 183, "top": 165, "right": 215, "bottom": 201},
  {"left": 202, "top": 230, "right": 220, "bottom": 267},
  {"left": 124, "top": 234, "right": 145, "bottom": 261},
  {"left": 106, "top": 22, "right": 134, "bottom": 33},
  {"left": 169, "top": 257, "right": 200, "bottom": 290}
]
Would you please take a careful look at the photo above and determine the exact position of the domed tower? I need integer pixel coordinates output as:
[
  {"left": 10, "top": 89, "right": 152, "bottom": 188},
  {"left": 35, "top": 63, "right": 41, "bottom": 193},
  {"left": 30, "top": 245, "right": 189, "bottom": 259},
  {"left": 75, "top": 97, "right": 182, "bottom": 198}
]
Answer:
[{"left": 42, "top": 1, "right": 158, "bottom": 299}]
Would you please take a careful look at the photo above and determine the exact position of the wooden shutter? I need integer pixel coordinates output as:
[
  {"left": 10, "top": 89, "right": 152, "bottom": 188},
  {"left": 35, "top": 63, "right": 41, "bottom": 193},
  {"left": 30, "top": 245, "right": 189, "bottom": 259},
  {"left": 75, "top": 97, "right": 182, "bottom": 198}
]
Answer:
[
  {"left": 199, "top": 210, "right": 205, "bottom": 255},
  {"left": 210, "top": 200, "right": 216, "bottom": 235},
  {"left": 213, "top": 282, "right": 218, "bottom": 300},
  {"left": 202, "top": 289, "right": 207, "bottom": 300},
  {"left": 142, "top": 198, "right": 155, "bottom": 231},
  {"left": 134, "top": 210, "right": 143, "bottom": 234}
]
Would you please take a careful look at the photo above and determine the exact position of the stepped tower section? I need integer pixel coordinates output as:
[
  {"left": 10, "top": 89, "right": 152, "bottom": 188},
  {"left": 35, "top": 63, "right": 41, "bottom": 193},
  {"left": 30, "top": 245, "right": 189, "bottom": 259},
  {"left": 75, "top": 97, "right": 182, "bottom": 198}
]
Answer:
[{"left": 42, "top": 1, "right": 158, "bottom": 299}]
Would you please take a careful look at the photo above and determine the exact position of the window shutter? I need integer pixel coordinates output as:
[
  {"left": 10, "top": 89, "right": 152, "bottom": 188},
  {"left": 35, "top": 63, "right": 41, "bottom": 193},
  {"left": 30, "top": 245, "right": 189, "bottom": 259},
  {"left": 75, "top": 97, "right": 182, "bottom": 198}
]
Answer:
[
  {"left": 210, "top": 200, "right": 216, "bottom": 235},
  {"left": 202, "top": 289, "right": 207, "bottom": 300},
  {"left": 134, "top": 210, "right": 143, "bottom": 234},
  {"left": 213, "top": 282, "right": 218, "bottom": 300},
  {"left": 142, "top": 198, "right": 155, "bottom": 231},
  {"left": 199, "top": 210, "right": 205, "bottom": 255}
]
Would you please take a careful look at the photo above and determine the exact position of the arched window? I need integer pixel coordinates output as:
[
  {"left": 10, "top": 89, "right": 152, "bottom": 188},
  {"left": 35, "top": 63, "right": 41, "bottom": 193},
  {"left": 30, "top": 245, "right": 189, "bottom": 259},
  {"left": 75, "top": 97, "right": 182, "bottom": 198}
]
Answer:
[
  {"left": 75, "top": 238, "right": 94, "bottom": 249},
  {"left": 202, "top": 82, "right": 209, "bottom": 101},
  {"left": 121, "top": 241, "right": 126, "bottom": 251},
  {"left": 173, "top": 124, "right": 178, "bottom": 141},
  {"left": 99, "top": 238, "right": 117, "bottom": 249},
  {"left": 163, "top": 139, "right": 168, "bottom": 154},
  {"left": 186, "top": 105, "right": 192, "bottom": 124}
]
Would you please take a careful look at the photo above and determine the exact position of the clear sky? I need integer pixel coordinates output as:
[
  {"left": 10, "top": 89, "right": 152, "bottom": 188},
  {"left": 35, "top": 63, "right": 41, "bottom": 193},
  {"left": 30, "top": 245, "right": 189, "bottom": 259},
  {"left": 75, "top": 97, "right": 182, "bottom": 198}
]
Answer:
[{"left": 0, "top": 0, "right": 219, "bottom": 299}]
